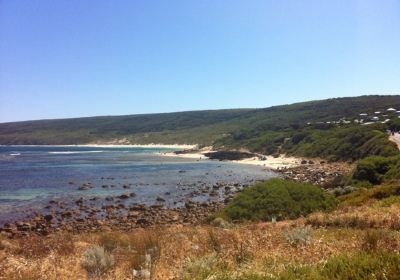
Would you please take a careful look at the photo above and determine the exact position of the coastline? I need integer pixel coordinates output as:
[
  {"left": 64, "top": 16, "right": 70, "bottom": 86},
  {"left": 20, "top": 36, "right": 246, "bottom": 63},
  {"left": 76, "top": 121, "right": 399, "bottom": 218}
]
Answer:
[
  {"left": 0, "top": 145, "right": 353, "bottom": 238},
  {"left": 161, "top": 149, "right": 301, "bottom": 170},
  {"left": 0, "top": 143, "right": 197, "bottom": 149}
]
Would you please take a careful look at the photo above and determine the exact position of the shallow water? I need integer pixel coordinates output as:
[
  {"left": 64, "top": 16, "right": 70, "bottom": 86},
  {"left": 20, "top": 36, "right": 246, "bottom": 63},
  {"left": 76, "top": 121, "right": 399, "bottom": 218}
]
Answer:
[{"left": 0, "top": 146, "right": 277, "bottom": 224}]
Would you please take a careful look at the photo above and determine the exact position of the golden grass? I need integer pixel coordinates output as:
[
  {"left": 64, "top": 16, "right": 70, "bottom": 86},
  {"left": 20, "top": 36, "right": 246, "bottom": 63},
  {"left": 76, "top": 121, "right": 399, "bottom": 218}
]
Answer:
[
  {"left": 1, "top": 200, "right": 399, "bottom": 279},
  {"left": 2, "top": 222, "right": 399, "bottom": 279},
  {"left": 306, "top": 203, "right": 400, "bottom": 230}
]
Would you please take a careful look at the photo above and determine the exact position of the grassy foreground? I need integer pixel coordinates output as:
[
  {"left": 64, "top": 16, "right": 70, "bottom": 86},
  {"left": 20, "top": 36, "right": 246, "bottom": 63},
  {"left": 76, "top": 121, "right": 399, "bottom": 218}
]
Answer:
[{"left": 1, "top": 180, "right": 400, "bottom": 279}]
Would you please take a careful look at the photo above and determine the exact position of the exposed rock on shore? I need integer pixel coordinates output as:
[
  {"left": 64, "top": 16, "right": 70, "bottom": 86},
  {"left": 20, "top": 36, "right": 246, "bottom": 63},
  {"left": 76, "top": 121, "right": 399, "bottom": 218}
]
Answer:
[
  {"left": 276, "top": 161, "right": 353, "bottom": 186},
  {"left": 203, "top": 151, "right": 258, "bottom": 161}
]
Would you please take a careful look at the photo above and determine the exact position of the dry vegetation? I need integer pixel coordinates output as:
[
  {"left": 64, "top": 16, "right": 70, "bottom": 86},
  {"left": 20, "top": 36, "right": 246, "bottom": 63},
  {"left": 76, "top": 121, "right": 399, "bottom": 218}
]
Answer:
[
  {"left": 1, "top": 211, "right": 399, "bottom": 279},
  {"left": 1, "top": 181, "right": 399, "bottom": 279}
]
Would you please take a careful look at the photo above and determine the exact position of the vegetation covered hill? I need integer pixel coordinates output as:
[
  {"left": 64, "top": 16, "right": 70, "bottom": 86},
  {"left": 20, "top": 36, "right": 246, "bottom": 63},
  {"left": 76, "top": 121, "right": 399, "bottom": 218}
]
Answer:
[{"left": 1, "top": 95, "right": 399, "bottom": 160}]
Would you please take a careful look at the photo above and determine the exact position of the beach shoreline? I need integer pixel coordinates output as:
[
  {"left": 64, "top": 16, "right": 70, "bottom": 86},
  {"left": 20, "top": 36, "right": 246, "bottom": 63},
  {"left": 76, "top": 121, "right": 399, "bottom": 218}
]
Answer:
[
  {"left": 161, "top": 149, "right": 302, "bottom": 170},
  {"left": 0, "top": 143, "right": 197, "bottom": 149}
]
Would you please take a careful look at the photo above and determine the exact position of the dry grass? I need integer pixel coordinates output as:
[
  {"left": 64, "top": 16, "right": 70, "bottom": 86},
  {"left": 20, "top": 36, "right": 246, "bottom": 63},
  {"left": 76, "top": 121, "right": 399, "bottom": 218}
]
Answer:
[
  {"left": 306, "top": 203, "right": 400, "bottom": 230},
  {"left": 0, "top": 216, "right": 399, "bottom": 279},
  {"left": 11, "top": 232, "right": 75, "bottom": 259}
]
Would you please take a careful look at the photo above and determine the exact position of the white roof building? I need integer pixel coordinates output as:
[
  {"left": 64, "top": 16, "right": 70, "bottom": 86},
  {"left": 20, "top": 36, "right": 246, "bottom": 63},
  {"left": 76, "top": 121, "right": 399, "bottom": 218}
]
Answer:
[
  {"left": 387, "top": 108, "right": 396, "bottom": 111},
  {"left": 375, "top": 111, "right": 381, "bottom": 114},
  {"left": 359, "top": 113, "right": 368, "bottom": 116}
]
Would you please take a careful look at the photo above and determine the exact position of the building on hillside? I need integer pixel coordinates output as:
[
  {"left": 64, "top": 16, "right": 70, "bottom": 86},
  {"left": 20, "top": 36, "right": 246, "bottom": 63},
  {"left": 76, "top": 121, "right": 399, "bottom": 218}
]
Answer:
[
  {"left": 387, "top": 108, "right": 396, "bottom": 112},
  {"left": 362, "top": 122, "right": 374, "bottom": 126}
]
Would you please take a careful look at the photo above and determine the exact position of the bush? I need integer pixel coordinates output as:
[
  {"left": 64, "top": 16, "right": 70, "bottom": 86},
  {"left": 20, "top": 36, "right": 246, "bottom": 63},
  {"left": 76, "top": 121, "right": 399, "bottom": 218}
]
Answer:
[
  {"left": 210, "top": 217, "right": 232, "bottom": 229},
  {"left": 389, "top": 118, "right": 400, "bottom": 132},
  {"left": 349, "top": 155, "right": 400, "bottom": 185},
  {"left": 212, "top": 179, "right": 337, "bottom": 222},
  {"left": 81, "top": 245, "right": 114, "bottom": 277},
  {"left": 284, "top": 226, "right": 313, "bottom": 247}
]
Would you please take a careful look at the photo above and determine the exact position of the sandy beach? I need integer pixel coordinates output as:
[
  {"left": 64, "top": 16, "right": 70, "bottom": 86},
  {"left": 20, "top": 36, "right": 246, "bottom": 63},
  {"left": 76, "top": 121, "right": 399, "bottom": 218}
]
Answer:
[{"left": 161, "top": 149, "right": 301, "bottom": 170}]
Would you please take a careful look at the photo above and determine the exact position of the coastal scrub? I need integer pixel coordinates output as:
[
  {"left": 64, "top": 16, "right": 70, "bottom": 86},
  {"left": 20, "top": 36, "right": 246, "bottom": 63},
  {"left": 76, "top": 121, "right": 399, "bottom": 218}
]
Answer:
[{"left": 211, "top": 178, "right": 337, "bottom": 222}]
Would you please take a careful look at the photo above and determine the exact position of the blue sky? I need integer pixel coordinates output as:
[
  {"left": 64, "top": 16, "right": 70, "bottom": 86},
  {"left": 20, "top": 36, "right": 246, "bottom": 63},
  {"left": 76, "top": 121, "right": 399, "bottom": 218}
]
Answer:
[{"left": 1, "top": 0, "right": 399, "bottom": 122}]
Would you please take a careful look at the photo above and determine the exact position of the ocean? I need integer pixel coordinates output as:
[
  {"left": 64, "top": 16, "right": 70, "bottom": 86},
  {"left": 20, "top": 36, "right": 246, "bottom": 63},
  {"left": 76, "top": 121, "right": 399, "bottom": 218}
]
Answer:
[{"left": 0, "top": 145, "right": 277, "bottom": 224}]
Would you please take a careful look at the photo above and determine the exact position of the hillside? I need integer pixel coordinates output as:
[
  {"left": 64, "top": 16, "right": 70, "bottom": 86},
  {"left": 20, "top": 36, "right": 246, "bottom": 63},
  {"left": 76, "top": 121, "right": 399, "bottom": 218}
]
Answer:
[{"left": 1, "top": 95, "right": 399, "bottom": 160}]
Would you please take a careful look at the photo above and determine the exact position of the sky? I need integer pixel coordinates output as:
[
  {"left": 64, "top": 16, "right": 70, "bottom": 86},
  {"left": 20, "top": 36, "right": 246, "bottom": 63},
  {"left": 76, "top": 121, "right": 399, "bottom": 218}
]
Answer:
[{"left": 1, "top": 0, "right": 400, "bottom": 123}]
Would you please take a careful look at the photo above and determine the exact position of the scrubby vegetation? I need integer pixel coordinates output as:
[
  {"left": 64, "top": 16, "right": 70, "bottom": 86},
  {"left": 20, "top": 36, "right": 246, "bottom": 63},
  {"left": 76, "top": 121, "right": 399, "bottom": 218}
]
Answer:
[
  {"left": 284, "top": 125, "right": 398, "bottom": 161},
  {"left": 284, "top": 226, "right": 313, "bottom": 247},
  {"left": 343, "top": 155, "right": 400, "bottom": 186},
  {"left": 307, "top": 181, "right": 400, "bottom": 230},
  {"left": 389, "top": 118, "right": 400, "bottom": 132},
  {"left": 264, "top": 251, "right": 400, "bottom": 280},
  {"left": 218, "top": 123, "right": 399, "bottom": 161},
  {"left": 81, "top": 245, "right": 114, "bottom": 277},
  {"left": 338, "top": 183, "right": 400, "bottom": 207},
  {"left": 212, "top": 179, "right": 337, "bottom": 222},
  {"left": 1, "top": 217, "right": 399, "bottom": 279}
]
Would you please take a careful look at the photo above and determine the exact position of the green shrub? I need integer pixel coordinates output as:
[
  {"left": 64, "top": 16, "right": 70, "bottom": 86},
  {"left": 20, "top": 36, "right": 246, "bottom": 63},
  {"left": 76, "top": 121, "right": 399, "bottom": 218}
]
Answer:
[
  {"left": 349, "top": 155, "right": 400, "bottom": 185},
  {"left": 212, "top": 179, "right": 337, "bottom": 222},
  {"left": 389, "top": 118, "right": 400, "bottom": 132}
]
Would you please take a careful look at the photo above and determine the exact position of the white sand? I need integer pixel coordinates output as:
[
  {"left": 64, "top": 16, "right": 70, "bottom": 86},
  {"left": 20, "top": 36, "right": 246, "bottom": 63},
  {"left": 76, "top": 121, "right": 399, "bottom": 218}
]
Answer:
[
  {"left": 161, "top": 150, "right": 301, "bottom": 170},
  {"left": 231, "top": 155, "right": 301, "bottom": 169}
]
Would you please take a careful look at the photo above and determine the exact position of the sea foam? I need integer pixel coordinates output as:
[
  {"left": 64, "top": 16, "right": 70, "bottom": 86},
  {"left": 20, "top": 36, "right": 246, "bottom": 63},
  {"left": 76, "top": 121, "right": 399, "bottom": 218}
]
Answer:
[{"left": 48, "top": 151, "right": 104, "bottom": 154}]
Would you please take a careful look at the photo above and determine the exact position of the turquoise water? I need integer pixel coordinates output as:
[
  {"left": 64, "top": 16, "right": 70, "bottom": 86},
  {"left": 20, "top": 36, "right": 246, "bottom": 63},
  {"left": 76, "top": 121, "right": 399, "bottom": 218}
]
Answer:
[{"left": 0, "top": 146, "right": 276, "bottom": 223}]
